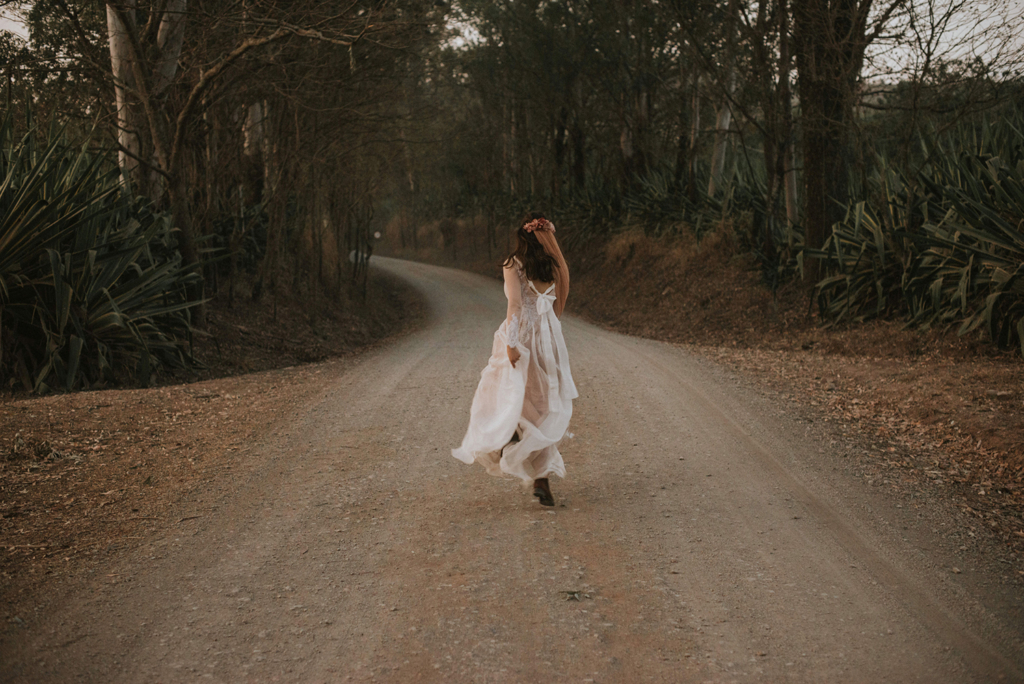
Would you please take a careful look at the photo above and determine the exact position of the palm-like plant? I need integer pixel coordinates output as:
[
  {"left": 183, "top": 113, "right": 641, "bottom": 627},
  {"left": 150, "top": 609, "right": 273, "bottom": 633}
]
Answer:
[
  {"left": 812, "top": 113, "right": 1024, "bottom": 353},
  {"left": 0, "top": 120, "right": 201, "bottom": 392}
]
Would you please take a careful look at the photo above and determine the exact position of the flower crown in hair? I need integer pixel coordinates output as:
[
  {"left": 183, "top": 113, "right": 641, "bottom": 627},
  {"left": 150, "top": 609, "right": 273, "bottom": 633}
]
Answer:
[{"left": 524, "top": 218, "right": 555, "bottom": 234}]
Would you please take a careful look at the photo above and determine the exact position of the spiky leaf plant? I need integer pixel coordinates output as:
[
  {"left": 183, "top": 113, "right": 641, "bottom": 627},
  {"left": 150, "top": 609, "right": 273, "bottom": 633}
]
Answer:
[
  {"left": 0, "top": 120, "right": 201, "bottom": 392},
  {"left": 812, "top": 113, "right": 1024, "bottom": 353}
]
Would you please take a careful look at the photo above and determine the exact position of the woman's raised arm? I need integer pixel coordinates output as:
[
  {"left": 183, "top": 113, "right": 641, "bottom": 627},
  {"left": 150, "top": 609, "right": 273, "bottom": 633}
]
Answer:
[{"left": 535, "top": 229, "right": 570, "bottom": 318}]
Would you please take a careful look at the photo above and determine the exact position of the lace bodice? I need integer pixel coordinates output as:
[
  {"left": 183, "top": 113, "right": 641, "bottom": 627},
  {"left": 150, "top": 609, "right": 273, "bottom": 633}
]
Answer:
[{"left": 504, "top": 259, "right": 556, "bottom": 348}]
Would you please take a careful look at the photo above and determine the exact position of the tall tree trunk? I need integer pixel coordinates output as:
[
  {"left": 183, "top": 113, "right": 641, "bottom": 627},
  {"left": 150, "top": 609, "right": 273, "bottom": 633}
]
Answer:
[
  {"left": 107, "top": 0, "right": 195, "bottom": 277},
  {"left": 508, "top": 102, "right": 518, "bottom": 197},
  {"left": 400, "top": 84, "right": 418, "bottom": 203},
  {"left": 146, "top": 0, "right": 187, "bottom": 201},
  {"left": 106, "top": 3, "right": 143, "bottom": 187},
  {"left": 779, "top": 0, "right": 799, "bottom": 230},
  {"left": 706, "top": 68, "right": 736, "bottom": 197},
  {"left": 619, "top": 119, "right": 634, "bottom": 182},
  {"left": 570, "top": 120, "right": 585, "bottom": 191},
  {"left": 674, "top": 65, "right": 693, "bottom": 185},
  {"left": 687, "top": 76, "right": 701, "bottom": 204},
  {"left": 552, "top": 106, "right": 568, "bottom": 199},
  {"left": 400, "top": 125, "right": 416, "bottom": 195},
  {"left": 794, "top": 0, "right": 865, "bottom": 282},
  {"left": 620, "top": 86, "right": 652, "bottom": 184},
  {"left": 501, "top": 97, "right": 510, "bottom": 199},
  {"left": 570, "top": 79, "right": 586, "bottom": 191},
  {"left": 707, "top": 0, "right": 740, "bottom": 198},
  {"left": 106, "top": 1, "right": 187, "bottom": 200},
  {"left": 255, "top": 101, "right": 285, "bottom": 300},
  {"left": 152, "top": 0, "right": 187, "bottom": 96},
  {"left": 525, "top": 108, "right": 537, "bottom": 198},
  {"left": 635, "top": 87, "right": 650, "bottom": 179},
  {"left": 168, "top": 173, "right": 199, "bottom": 271}
]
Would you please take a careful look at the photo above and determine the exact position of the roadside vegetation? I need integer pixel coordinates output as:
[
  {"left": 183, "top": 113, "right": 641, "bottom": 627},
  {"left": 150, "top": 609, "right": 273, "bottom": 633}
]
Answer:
[
  {"left": 0, "top": 2, "right": 444, "bottom": 394},
  {"left": 1, "top": 1, "right": 1022, "bottom": 396},
  {"left": 0, "top": 119, "right": 199, "bottom": 392},
  {"left": 382, "top": 1, "right": 1024, "bottom": 354}
]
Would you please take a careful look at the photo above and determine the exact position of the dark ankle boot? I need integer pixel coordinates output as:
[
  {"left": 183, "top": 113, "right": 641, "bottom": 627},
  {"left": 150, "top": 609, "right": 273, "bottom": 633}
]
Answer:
[{"left": 533, "top": 477, "right": 554, "bottom": 507}]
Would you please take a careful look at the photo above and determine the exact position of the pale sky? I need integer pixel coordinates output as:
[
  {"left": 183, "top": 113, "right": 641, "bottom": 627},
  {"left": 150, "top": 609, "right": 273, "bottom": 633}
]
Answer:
[
  {"left": 3, "top": 4, "right": 1021, "bottom": 80},
  {"left": 0, "top": 12, "right": 28, "bottom": 40}
]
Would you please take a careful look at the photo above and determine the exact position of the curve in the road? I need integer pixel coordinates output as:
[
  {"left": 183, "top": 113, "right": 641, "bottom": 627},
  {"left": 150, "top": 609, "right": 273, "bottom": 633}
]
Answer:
[{"left": 2, "top": 257, "right": 1021, "bottom": 683}]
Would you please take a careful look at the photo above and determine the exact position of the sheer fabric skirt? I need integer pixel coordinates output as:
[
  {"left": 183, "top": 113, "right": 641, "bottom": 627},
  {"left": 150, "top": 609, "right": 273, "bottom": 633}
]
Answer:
[{"left": 452, "top": 312, "right": 577, "bottom": 483}]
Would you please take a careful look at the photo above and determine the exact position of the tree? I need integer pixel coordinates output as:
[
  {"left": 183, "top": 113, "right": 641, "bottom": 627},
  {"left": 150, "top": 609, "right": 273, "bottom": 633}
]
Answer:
[
  {"left": 792, "top": 0, "right": 904, "bottom": 279},
  {"left": 99, "top": 2, "right": 371, "bottom": 273}
]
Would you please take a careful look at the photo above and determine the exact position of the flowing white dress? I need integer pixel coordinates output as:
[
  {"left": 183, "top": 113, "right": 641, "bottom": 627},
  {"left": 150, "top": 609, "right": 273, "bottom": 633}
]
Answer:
[{"left": 452, "top": 258, "right": 578, "bottom": 483}]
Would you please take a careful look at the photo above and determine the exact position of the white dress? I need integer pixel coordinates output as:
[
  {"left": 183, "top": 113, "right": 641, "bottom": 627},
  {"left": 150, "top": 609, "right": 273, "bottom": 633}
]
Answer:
[{"left": 452, "top": 258, "right": 578, "bottom": 483}]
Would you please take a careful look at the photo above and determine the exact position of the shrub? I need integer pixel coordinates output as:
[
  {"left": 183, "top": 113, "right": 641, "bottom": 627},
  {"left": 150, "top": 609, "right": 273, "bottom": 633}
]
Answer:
[
  {"left": 0, "top": 121, "right": 201, "bottom": 392},
  {"left": 812, "top": 114, "right": 1024, "bottom": 353}
]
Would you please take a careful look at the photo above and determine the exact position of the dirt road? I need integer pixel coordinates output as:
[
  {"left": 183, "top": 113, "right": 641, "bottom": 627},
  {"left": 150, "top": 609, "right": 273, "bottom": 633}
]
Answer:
[{"left": 3, "top": 258, "right": 1023, "bottom": 683}]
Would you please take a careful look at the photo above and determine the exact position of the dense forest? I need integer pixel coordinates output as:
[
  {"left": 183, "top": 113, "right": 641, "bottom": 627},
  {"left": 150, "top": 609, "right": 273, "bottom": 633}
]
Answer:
[{"left": 0, "top": 0, "right": 1022, "bottom": 393}]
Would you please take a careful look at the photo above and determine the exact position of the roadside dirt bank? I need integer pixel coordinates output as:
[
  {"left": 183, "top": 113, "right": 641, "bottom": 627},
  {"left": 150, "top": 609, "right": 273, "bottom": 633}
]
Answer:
[{"left": 0, "top": 267, "right": 426, "bottom": 623}]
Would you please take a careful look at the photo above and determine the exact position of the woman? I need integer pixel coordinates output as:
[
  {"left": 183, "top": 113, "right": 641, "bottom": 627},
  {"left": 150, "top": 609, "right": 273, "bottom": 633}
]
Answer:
[{"left": 452, "top": 212, "right": 577, "bottom": 506}]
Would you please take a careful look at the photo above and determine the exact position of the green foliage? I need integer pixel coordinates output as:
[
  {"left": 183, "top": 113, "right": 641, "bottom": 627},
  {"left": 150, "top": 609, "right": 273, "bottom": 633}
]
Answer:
[
  {"left": 616, "top": 158, "right": 804, "bottom": 291},
  {"left": 622, "top": 169, "right": 710, "bottom": 234},
  {"left": 555, "top": 176, "right": 624, "bottom": 250},
  {"left": 812, "top": 113, "right": 1024, "bottom": 353},
  {"left": 0, "top": 120, "right": 201, "bottom": 392}
]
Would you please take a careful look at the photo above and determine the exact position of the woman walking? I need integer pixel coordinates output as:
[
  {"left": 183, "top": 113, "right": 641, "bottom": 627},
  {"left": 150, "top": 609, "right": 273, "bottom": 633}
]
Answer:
[{"left": 452, "top": 213, "right": 577, "bottom": 506}]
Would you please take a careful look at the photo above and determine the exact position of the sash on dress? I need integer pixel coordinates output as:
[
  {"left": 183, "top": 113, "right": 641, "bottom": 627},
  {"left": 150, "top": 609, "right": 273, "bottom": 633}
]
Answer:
[{"left": 534, "top": 290, "right": 555, "bottom": 315}]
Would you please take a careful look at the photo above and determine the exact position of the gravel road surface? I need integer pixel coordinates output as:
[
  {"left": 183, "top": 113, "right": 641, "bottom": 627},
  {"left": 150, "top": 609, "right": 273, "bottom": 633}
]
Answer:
[{"left": 3, "top": 258, "right": 1022, "bottom": 683}]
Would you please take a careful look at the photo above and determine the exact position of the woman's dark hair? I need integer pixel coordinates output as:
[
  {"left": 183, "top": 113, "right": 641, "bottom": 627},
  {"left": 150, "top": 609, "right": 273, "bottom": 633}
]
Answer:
[{"left": 502, "top": 211, "right": 557, "bottom": 282}]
